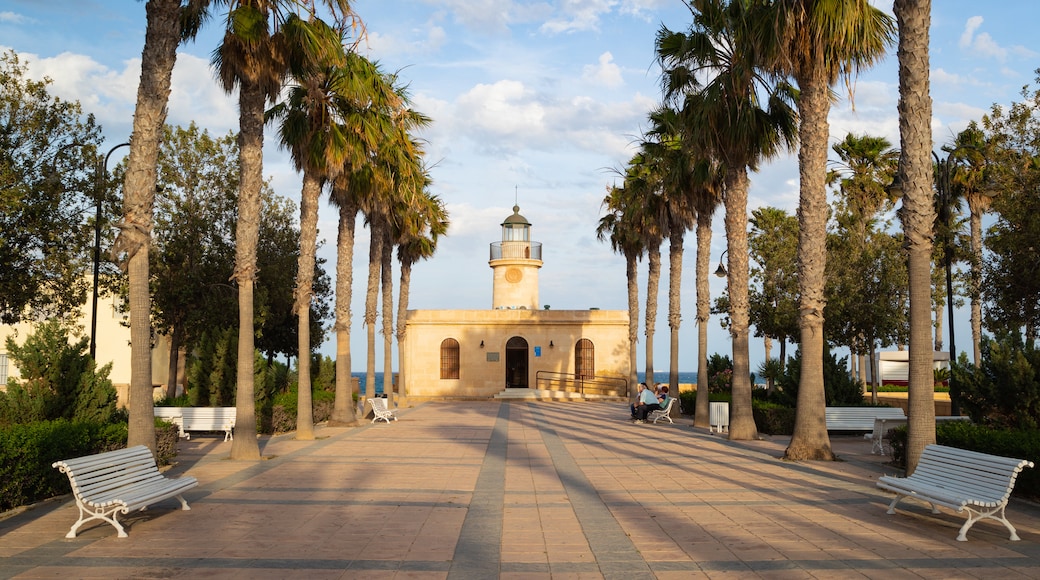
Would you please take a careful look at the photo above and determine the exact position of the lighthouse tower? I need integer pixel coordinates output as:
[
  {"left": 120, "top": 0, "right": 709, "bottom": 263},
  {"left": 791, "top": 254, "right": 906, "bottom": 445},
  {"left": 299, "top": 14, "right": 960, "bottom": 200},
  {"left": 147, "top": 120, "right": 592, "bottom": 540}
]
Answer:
[{"left": 489, "top": 205, "right": 542, "bottom": 310}]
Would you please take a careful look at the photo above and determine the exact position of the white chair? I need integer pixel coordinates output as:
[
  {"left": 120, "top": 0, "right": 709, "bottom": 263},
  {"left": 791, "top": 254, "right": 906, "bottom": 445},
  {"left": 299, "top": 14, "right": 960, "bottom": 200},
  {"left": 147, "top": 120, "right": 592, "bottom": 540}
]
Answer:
[
  {"left": 709, "top": 402, "right": 729, "bottom": 433},
  {"left": 368, "top": 398, "right": 398, "bottom": 423}
]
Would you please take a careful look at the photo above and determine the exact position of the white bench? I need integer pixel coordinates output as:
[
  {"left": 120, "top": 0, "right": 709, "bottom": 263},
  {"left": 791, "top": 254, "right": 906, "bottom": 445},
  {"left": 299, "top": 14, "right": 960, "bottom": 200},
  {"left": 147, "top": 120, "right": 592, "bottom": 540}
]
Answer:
[
  {"left": 52, "top": 445, "right": 198, "bottom": 538},
  {"left": 877, "top": 444, "right": 1034, "bottom": 541},
  {"left": 368, "top": 398, "right": 398, "bottom": 423},
  {"left": 648, "top": 397, "right": 676, "bottom": 424},
  {"left": 153, "top": 407, "right": 236, "bottom": 441},
  {"left": 825, "top": 406, "right": 905, "bottom": 431}
]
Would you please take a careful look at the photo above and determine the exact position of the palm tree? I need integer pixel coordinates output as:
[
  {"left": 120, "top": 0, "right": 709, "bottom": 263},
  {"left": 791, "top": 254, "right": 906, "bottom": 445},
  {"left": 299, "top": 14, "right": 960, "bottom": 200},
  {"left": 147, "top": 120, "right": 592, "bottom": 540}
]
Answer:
[
  {"left": 120, "top": 0, "right": 210, "bottom": 454},
  {"left": 597, "top": 185, "right": 644, "bottom": 400},
  {"left": 324, "top": 53, "right": 400, "bottom": 425},
  {"left": 894, "top": 0, "right": 936, "bottom": 473},
  {"left": 267, "top": 16, "right": 354, "bottom": 440},
  {"left": 359, "top": 78, "right": 429, "bottom": 414},
  {"left": 395, "top": 187, "right": 448, "bottom": 403},
  {"left": 946, "top": 123, "right": 992, "bottom": 365},
  {"left": 212, "top": 0, "right": 349, "bottom": 459},
  {"left": 657, "top": 0, "right": 798, "bottom": 440},
  {"left": 771, "top": 0, "right": 894, "bottom": 461}
]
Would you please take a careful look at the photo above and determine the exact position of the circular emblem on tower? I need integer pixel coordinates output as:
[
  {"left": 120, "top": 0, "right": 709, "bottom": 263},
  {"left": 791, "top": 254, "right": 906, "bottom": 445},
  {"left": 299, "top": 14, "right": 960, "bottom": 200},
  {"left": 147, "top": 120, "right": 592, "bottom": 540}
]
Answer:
[{"left": 505, "top": 267, "right": 523, "bottom": 283}]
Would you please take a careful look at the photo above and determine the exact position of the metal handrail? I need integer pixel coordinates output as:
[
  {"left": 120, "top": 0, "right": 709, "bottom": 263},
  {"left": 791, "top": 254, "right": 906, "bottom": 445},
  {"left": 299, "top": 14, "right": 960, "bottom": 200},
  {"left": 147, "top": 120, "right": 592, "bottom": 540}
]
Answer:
[
  {"left": 534, "top": 370, "right": 627, "bottom": 397},
  {"left": 490, "top": 241, "right": 542, "bottom": 260}
]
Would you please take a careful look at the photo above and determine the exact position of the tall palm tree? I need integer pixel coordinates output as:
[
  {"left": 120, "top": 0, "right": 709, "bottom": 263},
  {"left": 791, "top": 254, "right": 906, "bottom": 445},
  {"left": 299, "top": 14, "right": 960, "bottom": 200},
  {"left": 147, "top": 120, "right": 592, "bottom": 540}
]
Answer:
[
  {"left": 619, "top": 155, "right": 666, "bottom": 385},
  {"left": 120, "top": 0, "right": 210, "bottom": 454},
  {"left": 267, "top": 15, "right": 355, "bottom": 440},
  {"left": 212, "top": 0, "right": 349, "bottom": 459},
  {"left": 597, "top": 185, "right": 644, "bottom": 400},
  {"left": 771, "top": 0, "right": 894, "bottom": 461},
  {"left": 946, "top": 123, "right": 992, "bottom": 365},
  {"left": 658, "top": 0, "right": 797, "bottom": 440},
  {"left": 326, "top": 55, "right": 403, "bottom": 424},
  {"left": 359, "top": 80, "right": 429, "bottom": 414},
  {"left": 894, "top": 0, "right": 936, "bottom": 473},
  {"left": 395, "top": 187, "right": 448, "bottom": 403}
]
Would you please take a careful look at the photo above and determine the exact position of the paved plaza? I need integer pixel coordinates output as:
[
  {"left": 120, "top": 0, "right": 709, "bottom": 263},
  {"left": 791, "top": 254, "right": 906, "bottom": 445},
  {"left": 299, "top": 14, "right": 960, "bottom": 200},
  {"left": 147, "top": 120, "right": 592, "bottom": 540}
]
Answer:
[{"left": 2, "top": 401, "right": 1039, "bottom": 579}]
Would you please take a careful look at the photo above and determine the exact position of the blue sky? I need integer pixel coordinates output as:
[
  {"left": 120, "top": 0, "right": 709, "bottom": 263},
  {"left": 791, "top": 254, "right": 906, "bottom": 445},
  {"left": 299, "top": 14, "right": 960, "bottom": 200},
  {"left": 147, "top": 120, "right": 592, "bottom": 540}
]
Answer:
[{"left": 2, "top": 1, "right": 1038, "bottom": 373}]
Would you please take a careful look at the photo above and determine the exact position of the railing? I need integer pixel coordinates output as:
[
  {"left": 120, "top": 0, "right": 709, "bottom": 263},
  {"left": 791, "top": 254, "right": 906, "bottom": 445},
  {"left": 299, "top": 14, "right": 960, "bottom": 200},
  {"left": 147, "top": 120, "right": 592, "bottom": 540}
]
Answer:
[
  {"left": 490, "top": 241, "right": 542, "bottom": 260},
  {"left": 534, "top": 371, "right": 627, "bottom": 398}
]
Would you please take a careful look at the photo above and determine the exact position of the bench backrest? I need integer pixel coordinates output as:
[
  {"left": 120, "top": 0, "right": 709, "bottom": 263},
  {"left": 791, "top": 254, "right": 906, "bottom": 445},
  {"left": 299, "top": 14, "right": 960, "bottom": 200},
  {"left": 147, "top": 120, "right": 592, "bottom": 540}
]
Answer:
[
  {"left": 826, "top": 407, "right": 905, "bottom": 430},
  {"left": 52, "top": 445, "right": 162, "bottom": 503},
  {"left": 179, "top": 407, "right": 236, "bottom": 429},
  {"left": 912, "top": 444, "right": 1035, "bottom": 506}
]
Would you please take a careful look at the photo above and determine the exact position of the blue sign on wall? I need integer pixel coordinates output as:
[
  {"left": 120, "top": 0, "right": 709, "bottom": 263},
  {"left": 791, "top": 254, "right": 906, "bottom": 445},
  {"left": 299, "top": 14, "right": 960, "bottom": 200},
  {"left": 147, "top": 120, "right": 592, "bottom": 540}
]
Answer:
[{"left": 534, "top": 346, "right": 542, "bottom": 357}]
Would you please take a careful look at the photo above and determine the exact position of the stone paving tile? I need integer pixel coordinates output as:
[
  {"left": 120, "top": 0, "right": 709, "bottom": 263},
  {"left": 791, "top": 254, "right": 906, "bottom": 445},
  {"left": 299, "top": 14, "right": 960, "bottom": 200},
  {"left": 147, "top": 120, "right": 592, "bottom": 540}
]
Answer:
[{"left": 3, "top": 401, "right": 1040, "bottom": 579}]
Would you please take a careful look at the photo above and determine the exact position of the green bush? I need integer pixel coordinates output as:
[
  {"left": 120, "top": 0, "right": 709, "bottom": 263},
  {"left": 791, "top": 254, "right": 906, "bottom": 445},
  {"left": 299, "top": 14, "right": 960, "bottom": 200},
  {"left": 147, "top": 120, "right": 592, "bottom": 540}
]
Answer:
[
  {"left": 954, "top": 337, "right": 1040, "bottom": 430},
  {"left": 267, "top": 388, "right": 336, "bottom": 434},
  {"left": 0, "top": 419, "right": 127, "bottom": 512},
  {"left": 0, "top": 320, "right": 118, "bottom": 427},
  {"left": 752, "top": 402, "right": 797, "bottom": 435},
  {"left": 773, "top": 348, "right": 864, "bottom": 407}
]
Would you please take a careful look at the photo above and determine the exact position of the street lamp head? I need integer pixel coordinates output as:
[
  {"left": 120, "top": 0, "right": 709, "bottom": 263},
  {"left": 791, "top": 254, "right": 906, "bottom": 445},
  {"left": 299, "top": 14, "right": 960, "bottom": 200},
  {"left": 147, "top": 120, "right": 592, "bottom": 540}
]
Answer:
[{"left": 714, "top": 249, "right": 728, "bottom": 278}]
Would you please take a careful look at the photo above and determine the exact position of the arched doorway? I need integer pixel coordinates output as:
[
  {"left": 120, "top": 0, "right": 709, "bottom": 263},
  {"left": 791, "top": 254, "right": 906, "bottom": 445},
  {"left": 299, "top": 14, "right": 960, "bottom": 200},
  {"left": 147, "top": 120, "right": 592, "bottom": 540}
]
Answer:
[{"left": 505, "top": 336, "right": 529, "bottom": 388}]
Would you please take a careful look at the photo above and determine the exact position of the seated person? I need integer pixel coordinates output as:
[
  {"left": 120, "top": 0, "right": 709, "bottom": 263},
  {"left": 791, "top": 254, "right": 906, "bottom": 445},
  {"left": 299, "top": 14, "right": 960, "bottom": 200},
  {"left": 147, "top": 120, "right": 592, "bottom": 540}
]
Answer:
[
  {"left": 656, "top": 385, "right": 671, "bottom": 410},
  {"left": 630, "top": 383, "right": 649, "bottom": 418},
  {"left": 635, "top": 384, "right": 662, "bottom": 422}
]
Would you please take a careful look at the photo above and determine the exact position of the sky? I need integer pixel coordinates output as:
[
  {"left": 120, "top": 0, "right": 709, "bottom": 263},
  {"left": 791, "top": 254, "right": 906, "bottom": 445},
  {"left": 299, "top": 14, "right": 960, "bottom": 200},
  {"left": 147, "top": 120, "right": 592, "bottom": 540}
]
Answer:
[{"left": 2, "top": 1, "right": 1038, "bottom": 374}]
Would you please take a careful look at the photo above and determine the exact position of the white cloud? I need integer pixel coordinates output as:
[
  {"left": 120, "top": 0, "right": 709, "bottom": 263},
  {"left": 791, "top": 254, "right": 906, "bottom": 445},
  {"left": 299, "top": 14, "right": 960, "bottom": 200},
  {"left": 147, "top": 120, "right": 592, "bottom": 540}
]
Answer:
[
  {"left": 958, "top": 16, "right": 1009, "bottom": 61},
  {"left": 0, "top": 11, "right": 29, "bottom": 24},
  {"left": 581, "top": 52, "right": 624, "bottom": 88},
  {"left": 958, "top": 16, "right": 984, "bottom": 48}
]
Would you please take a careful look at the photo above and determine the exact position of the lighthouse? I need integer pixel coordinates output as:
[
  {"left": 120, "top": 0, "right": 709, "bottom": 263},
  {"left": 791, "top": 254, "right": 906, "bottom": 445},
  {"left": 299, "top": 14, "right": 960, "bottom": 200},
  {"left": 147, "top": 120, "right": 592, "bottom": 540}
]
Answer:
[{"left": 489, "top": 205, "right": 542, "bottom": 310}]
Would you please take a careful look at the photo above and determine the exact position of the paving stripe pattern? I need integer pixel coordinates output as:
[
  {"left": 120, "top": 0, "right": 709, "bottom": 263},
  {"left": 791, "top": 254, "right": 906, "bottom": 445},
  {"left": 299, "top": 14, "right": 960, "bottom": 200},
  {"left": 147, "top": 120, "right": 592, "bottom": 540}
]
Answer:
[{"left": 2, "top": 400, "right": 1040, "bottom": 579}]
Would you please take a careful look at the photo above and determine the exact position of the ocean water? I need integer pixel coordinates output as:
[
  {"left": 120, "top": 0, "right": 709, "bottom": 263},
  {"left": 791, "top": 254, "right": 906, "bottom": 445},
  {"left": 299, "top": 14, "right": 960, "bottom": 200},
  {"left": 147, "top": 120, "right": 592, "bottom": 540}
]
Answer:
[
  {"left": 351, "top": 372, "right": 385, "bottom": 395},
  {"left": 637, "top": 371, "right": 698, "bottom": 385}
]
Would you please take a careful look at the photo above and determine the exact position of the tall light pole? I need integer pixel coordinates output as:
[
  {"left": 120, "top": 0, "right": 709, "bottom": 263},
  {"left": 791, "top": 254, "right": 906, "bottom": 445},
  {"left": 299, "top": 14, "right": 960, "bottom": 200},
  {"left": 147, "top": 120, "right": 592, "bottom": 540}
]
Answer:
[
  {"left": 933, "top": 150, "right": 959, "bottom": 416},
  {"left": 90, "top": 142, "right": 130, "bottom": 360}
]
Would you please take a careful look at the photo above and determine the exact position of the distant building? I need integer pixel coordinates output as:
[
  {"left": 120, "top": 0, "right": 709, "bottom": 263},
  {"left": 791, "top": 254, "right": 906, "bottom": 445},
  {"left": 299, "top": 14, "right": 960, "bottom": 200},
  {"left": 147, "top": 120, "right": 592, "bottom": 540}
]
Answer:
[
  {"left": 399, "top": 205, "right": 631, "bottom": 400},
  {"left": 0, "top": 284, "right": 177, "bottom": 406}
]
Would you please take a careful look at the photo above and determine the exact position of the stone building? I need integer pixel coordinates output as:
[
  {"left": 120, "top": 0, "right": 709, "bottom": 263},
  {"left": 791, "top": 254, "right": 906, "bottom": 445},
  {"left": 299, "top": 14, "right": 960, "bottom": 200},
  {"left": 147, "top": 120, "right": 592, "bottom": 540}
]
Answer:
[{"left": 399, "top": 205, "right": 631, "bottom": 400}]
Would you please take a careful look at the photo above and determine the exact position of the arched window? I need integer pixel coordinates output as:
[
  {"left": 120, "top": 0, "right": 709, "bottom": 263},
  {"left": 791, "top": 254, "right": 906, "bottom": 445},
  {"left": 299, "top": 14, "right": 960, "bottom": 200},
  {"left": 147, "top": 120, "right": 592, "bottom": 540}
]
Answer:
[
  {"left": 575, "top": 338, "right": 594, "bottom": 380},
  {"left": 440, "top": 338, "right": 460, "bottom": 379}
]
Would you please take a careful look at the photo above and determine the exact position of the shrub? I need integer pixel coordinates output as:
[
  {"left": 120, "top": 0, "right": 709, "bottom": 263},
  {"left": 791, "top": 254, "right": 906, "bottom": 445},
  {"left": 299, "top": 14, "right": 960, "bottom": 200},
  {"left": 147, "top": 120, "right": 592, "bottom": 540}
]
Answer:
[
  {"left": 752, "top": 401, "right": 796, "bottom": 435},
  {"left": 0, "top": 419, "right": 127, "bottom": 512},
  {"left": 954, "top": 337, "right": 1040, "bottom": 430},
  {"left": 773, "top": 348, "right": 863, "bottom": 407},
  {"left": 0, "top": 320, "right": 118, "bottom": 427}
]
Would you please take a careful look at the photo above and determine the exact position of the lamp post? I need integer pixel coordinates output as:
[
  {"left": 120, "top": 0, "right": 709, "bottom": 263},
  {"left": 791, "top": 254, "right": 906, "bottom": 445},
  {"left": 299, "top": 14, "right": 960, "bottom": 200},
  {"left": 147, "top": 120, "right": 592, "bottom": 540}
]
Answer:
[
  {"left": 933, "top": 150, "right": 959, "bottom": 416},
  {"left": 90, "top": 143, "right": 130, "bottom": 360}
]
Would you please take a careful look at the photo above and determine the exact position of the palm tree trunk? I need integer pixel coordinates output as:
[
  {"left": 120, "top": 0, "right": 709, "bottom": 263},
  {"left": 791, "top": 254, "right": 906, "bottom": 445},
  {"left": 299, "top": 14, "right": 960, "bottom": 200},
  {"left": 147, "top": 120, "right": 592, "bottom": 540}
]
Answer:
[
  {"left": 694, "top": 209, "right": 712, "bottom": 428},
  {"left": 396, "top": 262, "right": 412, "bottom": 403},
  {"left": 380, "top": 226, "right": 394, "bottom": 407},
  {"left": 895, "top": 0, "right": 936, "bottom": 474},
  {"left": 166, "top": 323, "right": 183, "bottom": 399},
  {"left": 294, "top": 170, "right": 320, "bottom": 440},
  {"left": 331, "top": 193, "right": 358, "bottom": 424},
  {"left": 364, "top": 215, "right": 384, "bottom": 416},
  {"left": 645, "top": 239, "right": 661, "bottom": 385},
  {"left": 122, "top": 0, "right": 182, "bottom": 454},
  {"left": 724, "top": 166, "right": 757, "bottom": 441},
  {"left": 625, "top": 252, "right": 640, "bottom": 401},
  {"left": 667, "top": 220, "right": 683, "bottom": 396},
  {"left": 787, "top": 77, "right": 834, "bottom": 460},
  {"left": 934, "top": 303, "right": 944, "bottom": 351},
  {"left": 968, "top": 200, "right": 983, "bottom": 364},
  {"left": 229, "top": 79, "right": 264, "bottom": 461}
]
